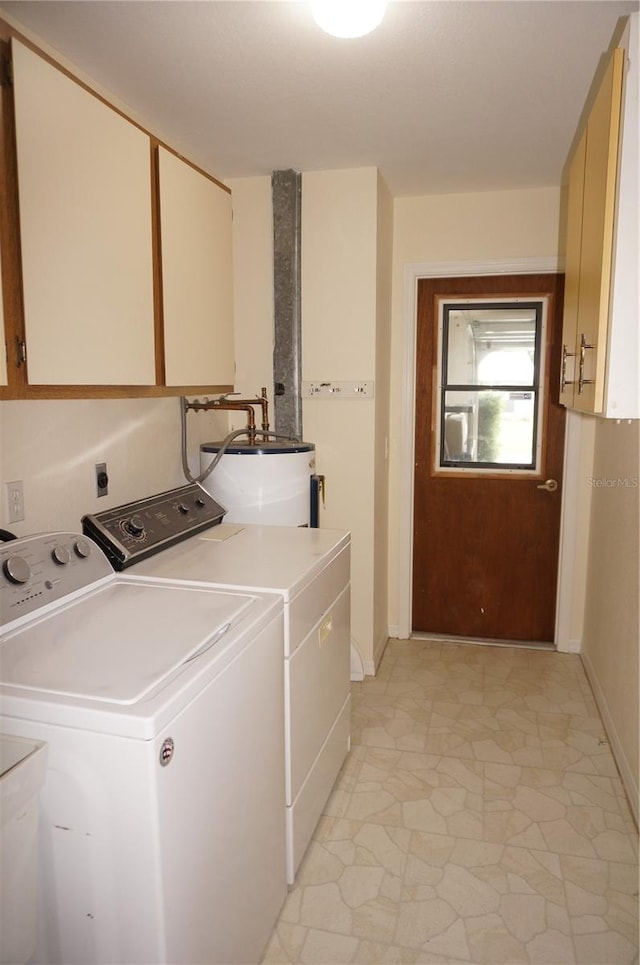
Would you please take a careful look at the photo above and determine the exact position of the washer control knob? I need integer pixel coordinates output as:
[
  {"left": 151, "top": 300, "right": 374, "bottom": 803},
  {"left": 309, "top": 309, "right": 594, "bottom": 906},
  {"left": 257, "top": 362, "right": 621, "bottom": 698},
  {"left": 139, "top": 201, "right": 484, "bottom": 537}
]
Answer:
[
  {"left": 74, "top": 538, "right": 92, "bottom": 559},
  {"left": 195, "top": 496, "right": 206, "bottom": 508},
  {"left": 52, "top": 544, "right": 71, "bottom": 566},
  {"left": 125, "top": 516, "right": 145, "bottom": 538},
  {"left": 177, "top": 503, "right": 189, "bottom": 515},
  {"left": 3, "top": 555, "right": 31, "bottom": 585}
]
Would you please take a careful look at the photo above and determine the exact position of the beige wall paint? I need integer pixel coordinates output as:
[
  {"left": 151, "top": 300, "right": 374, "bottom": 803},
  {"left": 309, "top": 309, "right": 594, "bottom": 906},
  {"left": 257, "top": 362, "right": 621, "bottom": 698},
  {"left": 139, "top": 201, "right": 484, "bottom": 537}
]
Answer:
[
  {"left": 301, "top": 168, "right": 382, "bottom": 667},
  {"left": 226, "top": 176, "right": 274, "bottom": 400},
  {"left": 581, "top": 418, "right": 639, "bottom": 819},
  {"left": 0, "top": 398, "right": 226, "bottom": 535},
  {"left": 302, "top": 169, "right": 378, "bottom": 380},
  {"left": 387, "top": 186, "right": 562, "bottom": 630},
  {"left": 229, "top": 168, "right": 393, "bottom": 670},
  {"left": 373, "top": 172, "right": 394, "bottom": 663}
]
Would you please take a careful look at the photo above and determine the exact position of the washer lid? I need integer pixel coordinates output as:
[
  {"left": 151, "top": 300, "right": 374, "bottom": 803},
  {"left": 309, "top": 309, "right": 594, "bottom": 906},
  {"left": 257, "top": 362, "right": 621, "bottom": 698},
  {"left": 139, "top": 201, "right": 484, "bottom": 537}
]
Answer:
[{"left": 0, "top": 579, "right": 253, "bottom": 705}]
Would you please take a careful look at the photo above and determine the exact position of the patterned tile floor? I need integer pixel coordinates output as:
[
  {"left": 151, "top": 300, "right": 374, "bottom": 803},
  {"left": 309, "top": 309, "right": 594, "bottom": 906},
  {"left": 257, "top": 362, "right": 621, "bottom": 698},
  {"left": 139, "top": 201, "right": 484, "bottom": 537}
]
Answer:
[{"left": 262, "top": 639, "right": 639, "bottom": 965}]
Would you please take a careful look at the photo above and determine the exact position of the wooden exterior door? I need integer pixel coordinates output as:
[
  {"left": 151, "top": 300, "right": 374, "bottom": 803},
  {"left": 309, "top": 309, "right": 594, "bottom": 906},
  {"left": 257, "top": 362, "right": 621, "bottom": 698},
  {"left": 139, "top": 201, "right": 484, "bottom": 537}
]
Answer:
[{"left": 412, "top": 274, "right": 566, "bottom": 642}]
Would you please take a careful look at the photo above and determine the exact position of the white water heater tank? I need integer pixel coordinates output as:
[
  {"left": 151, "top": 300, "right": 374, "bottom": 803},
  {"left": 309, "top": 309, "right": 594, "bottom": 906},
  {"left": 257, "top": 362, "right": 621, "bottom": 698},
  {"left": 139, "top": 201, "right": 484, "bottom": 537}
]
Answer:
[{"left": 200, "top": 441, "right": 316, "bottom": 526}]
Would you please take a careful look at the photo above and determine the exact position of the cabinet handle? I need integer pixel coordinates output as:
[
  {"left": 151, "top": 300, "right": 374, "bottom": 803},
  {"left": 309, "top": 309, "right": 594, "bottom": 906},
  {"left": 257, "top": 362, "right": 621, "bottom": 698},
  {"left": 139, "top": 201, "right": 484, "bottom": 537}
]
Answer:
[
  {"left": 577, "top": 333, "right": 595, "bottom": 394},
  {"left": 14, "top": 337, "right": 26, "bottom": 368},
  {"left": 560, "top": 343, "right": 575, "bottom": 392}
]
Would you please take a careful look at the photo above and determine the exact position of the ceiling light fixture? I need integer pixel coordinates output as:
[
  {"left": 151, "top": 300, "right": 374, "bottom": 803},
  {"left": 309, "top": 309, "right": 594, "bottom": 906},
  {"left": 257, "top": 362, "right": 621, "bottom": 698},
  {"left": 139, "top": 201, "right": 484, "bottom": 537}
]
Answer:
[{"left": 311, "top": 0, "right": 388, "bottom": 39}]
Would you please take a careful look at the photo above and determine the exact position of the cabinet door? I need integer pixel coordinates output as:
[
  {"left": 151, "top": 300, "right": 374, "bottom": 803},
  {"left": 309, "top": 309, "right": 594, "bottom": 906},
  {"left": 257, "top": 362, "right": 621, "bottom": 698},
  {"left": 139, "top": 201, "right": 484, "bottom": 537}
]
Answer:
[
  {"left": 573, "top": 48, "right": 624, "bottom": 413},
  {"left": 158, "top": 147, "right": 234, "bottom": 387},
  {"left": 12, "top": 40, "right": 156, "bottom": 386},
  {"left": 559, "top": 130, "right": 586, "bottom": 407}
]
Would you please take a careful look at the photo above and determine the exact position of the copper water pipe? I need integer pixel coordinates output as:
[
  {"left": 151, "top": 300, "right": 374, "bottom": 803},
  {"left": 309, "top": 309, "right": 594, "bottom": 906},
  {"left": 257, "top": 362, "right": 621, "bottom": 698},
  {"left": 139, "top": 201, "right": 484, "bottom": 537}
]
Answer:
[
  {"left": 183, "top": 388, "right": 270, "bottom": 445},
  {"left": 218, "top": 387, "right": 270, "bottom": 435}
]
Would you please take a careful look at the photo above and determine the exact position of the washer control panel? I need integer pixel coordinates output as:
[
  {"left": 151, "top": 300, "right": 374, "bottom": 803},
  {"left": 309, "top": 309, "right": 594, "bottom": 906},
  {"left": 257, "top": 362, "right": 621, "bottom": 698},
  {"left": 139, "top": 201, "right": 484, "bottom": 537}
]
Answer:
[
  {"left": 0, "top": 532, "right": 112, "bottom": 630},
  {"left": 82, "top": 483, "right": 226, "bottom": 570}
]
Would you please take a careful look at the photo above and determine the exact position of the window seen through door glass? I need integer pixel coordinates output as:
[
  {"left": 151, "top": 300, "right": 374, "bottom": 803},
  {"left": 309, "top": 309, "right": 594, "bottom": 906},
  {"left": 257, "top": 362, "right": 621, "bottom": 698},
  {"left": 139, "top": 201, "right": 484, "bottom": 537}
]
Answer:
[{"left": 439, "top": 303, "right": 543, "bottom": 470}]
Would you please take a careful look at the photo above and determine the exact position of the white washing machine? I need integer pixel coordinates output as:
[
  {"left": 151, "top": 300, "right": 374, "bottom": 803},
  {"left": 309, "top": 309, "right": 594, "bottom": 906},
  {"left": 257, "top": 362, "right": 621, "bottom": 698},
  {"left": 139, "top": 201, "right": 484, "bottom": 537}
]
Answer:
[
  {"left": 84, "top": 485, "right": 351, "bottom": 884},
  {"left": 1, "top": 734, "right": 47, "bottom": 965},
  {"left": 0, "top": 527, "right": 286, "bottom": 965}
]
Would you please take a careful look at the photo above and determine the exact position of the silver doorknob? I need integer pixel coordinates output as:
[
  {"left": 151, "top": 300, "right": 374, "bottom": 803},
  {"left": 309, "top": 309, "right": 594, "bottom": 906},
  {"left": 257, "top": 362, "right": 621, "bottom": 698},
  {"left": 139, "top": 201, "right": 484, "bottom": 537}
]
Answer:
[{"left": 537, "top": 478, "right": 558, "bottom": 492}]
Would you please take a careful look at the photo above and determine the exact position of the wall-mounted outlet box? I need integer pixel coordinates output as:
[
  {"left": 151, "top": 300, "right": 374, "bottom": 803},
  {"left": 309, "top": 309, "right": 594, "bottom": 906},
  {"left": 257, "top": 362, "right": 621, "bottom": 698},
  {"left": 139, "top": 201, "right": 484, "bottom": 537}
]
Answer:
[
  {"left": 95, "top": 463, "right": 109, "bottom": 497},
  {"left": 5, "top": 480, "right": 25, "bottom": 523}
]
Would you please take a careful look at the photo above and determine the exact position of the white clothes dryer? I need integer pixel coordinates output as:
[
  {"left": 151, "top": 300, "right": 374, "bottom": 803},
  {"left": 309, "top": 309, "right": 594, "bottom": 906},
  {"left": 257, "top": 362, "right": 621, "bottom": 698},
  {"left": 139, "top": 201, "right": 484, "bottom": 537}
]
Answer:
[
  {"left": 127, "top": 523, "right": 351, "bottom": 883},
  {"left": 83, "top": 485, "right": 351, "bottom": 885}
]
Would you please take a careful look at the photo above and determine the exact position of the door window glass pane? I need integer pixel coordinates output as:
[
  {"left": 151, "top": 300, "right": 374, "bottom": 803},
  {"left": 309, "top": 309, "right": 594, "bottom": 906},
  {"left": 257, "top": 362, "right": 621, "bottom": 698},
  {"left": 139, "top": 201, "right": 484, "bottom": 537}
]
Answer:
[
  {"left": 437, "top": 301, "right": 545, "bottom": 472},
  {"left": 443, "top": 390, "right": 536, "bottom": 466}
]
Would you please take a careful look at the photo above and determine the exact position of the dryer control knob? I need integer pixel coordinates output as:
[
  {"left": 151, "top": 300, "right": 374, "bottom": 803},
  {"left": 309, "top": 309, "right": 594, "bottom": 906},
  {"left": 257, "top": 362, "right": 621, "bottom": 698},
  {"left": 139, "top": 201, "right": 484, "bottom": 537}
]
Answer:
[
  {"left": 177, "top": 503, "right": 189, "bottom": 515},
  {"left": 125, "top": 516, "right": 145, "bottom": 538},
  {"left": 52, "top": 544, "right": 71, "bottom": 566},
  {"left": 74, "top": 538, "right": 92, "bottom": 559},
  {"left": 3, "top": 555, "right": 31, "bottom": 585}
]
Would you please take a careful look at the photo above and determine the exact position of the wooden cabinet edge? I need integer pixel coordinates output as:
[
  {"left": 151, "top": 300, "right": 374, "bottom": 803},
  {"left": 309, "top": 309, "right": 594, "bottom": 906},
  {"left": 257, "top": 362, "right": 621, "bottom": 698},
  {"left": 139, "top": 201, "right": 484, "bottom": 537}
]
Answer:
[
  {"left": 0, "top": 383, "right": 235, "bottom": 401},
  {"left": 0, "top": 28, "right": 28, "bottom": 395}
]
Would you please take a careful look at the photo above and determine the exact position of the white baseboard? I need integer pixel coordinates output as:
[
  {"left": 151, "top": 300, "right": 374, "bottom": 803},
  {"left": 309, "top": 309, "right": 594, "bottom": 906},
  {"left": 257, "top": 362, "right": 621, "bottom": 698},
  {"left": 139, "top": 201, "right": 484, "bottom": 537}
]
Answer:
[
  {"left": 350, "top": 641, "right": 365, "bottom": 682},
  {"left": 581, "top": 651, "right": 639, "bottom": 827},
  {"left": 374, "top": 633, "right": 389, "bottom": 670},
  {"left": 557, "top": 634, "right": 582, "bottom": 654},
  {"left": 359, "top": 633, "right": 392, "bottom": 677}
]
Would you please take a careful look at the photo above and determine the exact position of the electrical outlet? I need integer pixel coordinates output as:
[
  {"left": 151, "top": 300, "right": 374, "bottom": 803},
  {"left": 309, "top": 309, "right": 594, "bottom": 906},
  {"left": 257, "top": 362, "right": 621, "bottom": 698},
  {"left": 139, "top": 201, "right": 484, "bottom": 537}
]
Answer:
[
  {"left": 5, "top": 480, "right": 25, "bottom": 523},
  {"left": 95, "top": 463, "right": 109, "bottom": 497}
]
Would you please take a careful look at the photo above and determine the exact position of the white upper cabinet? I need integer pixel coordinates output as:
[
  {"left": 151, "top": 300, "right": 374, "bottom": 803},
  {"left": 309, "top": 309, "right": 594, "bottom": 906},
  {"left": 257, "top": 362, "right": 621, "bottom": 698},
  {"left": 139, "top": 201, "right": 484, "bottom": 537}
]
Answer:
[
  {"left": 12, "top": 40, "right": 156, "bottom": 386},
  {"left": 158, "top": 146, "right": 234, "bottom": 387}
]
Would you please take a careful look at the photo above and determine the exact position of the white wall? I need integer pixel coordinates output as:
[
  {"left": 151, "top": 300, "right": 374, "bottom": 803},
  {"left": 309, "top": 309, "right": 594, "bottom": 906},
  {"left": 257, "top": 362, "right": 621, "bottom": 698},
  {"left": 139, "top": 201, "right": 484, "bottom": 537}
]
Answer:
[
  {"left": 581, "top": 418, "right": 639, "bottom": 821},
  {"left": 301, "top": 167, "right": 386, "bottom": 669},
  {"left": 373, "top": 172, "right": 393, "bottom": 664},
  {"left": 0, "top": 398, "right": 227, "bottom": 536},
  {"left": 226, "top": 176, "right": 274, "bottom": 401},
  {"left": 387, "top": 186, "right": 563, "bottom": 631}
]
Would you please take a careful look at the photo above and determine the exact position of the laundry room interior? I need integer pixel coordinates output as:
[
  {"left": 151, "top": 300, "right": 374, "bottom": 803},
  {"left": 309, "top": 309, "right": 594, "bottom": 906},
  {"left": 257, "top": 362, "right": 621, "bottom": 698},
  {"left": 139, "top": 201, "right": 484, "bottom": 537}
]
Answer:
[{"left": 0, "top": 2, "right": 638, "bottom": 964}]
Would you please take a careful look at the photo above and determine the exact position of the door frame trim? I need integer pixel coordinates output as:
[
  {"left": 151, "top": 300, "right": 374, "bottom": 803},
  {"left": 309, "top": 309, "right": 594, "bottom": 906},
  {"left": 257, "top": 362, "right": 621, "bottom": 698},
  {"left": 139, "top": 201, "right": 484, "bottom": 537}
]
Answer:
[{"left": 397, "top": 257, "right": 577, "bottom": 651}]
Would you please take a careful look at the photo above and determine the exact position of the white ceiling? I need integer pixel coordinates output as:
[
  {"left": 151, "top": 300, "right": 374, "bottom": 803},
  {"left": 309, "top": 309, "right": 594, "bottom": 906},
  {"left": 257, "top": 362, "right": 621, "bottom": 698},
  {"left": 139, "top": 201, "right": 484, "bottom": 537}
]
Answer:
[{"left": 1, "top": 0, "right": 638, "bottom": 196}]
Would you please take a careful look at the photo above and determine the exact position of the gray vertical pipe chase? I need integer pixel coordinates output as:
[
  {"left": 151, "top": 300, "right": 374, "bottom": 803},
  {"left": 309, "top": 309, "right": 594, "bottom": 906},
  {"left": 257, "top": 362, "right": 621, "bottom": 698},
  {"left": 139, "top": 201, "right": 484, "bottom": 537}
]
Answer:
[{"left": 272, "top": 169, "right": 303, "bottom": 440}]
